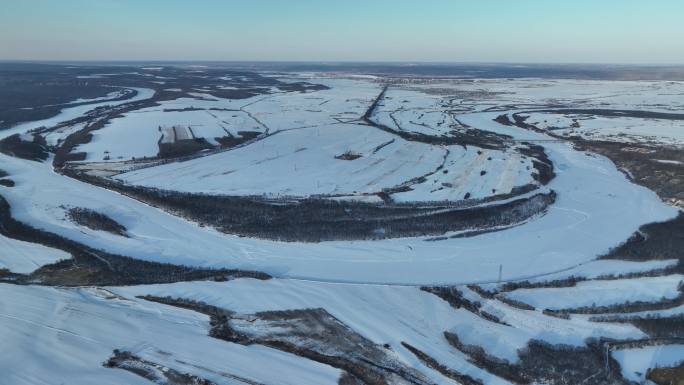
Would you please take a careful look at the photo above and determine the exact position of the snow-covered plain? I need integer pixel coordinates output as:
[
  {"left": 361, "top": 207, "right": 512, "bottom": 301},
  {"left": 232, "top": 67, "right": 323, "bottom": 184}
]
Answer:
[
  {"left": 114, "top": 279, "right": 512, "bottom": 384},
  {"left": 0, "top": 138, "right": 675, "bottom": 284},
  {"left": 0, "top": 77, "right": 678, "bottom": 284},
  {"left": 2, "top": 73, "right": 684, "bottom": 383},
  {"left": 437, "top": 78, "right": 684, "bottom": 113},
  {"left": 479, "top": 259, "right": 679, "bottom": 292},
  {"left": 448, "top": 285, "right": 646, "bottom": 363},
  {"left": 112, "top": 83, "right": 536, "bottom": 201}
]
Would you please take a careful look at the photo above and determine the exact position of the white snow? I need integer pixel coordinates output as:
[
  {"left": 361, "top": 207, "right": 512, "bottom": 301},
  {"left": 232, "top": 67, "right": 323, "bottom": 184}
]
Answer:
[
  {"left": 112, "top": 279, "right": 523, "bottom": 383},
  {"left": 654, "top": 159, "right": 683, "bottom": 165},
  {"left": 0, "top": 76, "right": 678, "bottom": 285}
]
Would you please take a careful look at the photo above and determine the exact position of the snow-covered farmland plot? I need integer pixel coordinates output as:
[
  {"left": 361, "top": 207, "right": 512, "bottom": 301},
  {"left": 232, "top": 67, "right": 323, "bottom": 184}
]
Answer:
[
  {"left": 116, "top": 122, "right": 535, "bottom": 202},
  {"left": 113, "top": 79, "right": 540, "bottom": 203},
  {"left": 117, "top": 123, "right": 447, "bottom": 197},
  {"left": 372, "top": 87, "right": 457, "bottom": 136},
  {"left": 77, "top": 101, "right": 266, "bottom": 161},
  {"left": 503, "top": 275, "right": 684, "bottom": 311},
  {"left": 520, "top": 112, "right": 684, "bottom": 146}
]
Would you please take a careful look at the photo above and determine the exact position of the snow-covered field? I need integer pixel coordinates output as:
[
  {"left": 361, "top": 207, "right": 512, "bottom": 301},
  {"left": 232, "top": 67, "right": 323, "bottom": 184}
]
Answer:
[
  {"left": 75, "top": 96, "right": 267, "bottom": 161},
  {"left": 80, "top": 107, "right": 264, "bottom": 161},
  {"left": 442, "top": 78, "right": 684, "bottom": 113},
  {"left": 74, "top": 79, "right": 381, "bottom": 162},
  {"left": 116, "top": 123, "right": 448, "bottom": 197},
  {"left": 0, "top": 234, "right": 69, "bottom": 273},
  {"left": 504, "top": 275, "right": 684, "bottom": 311},
  {"left": 111, "top": 278, "right": 654, "bottom": 382},
  {"left": 521, "top": 112, "right": 684, "bottom": 146},
  {"left": 479, "top": 259, "right": 679, "bottom": 291}
]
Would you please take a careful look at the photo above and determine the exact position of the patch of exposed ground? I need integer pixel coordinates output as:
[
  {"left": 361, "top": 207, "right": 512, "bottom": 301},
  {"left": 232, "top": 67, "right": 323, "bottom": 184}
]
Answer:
[
  {"left": 140, "top": 296, "right": 435, "bottom": 385},
  {"left": 0, "top": 179, "right": 14, "bottom": 187},
  {"left": 647, "top": 361, "right": 684, "bottom": 385},
  {"left": 105, "top": 350, "right": 219, "bottom": 385},
  {"left": 157, "top": 138, "right": 214, "bottom": 159}
]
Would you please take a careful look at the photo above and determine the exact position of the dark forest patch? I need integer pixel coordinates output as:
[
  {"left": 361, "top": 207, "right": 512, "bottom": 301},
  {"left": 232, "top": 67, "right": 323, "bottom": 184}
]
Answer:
[
  {"left": 601, "top": 212, "right": 684, "bottom": 269},
  {"left": 0, "top": 179, "right": 15, "bottom": 187},
  {"left": 0, "top": 133, "right": 49, "bottom": 161},
  {"left": 213, "top": 130, "right": 261, "bottom": 149},
  {"left": 158, "top": 138, "right": 213, "bottom": 158},
  {"left": 66, "top": 207, "right": 128, "bottom": 237},
  {"left": 445, "top": 332, "right": 629, "bottom": 385},
  {"left": 65, "top": 170, "right": 555, "bottom": 242}
]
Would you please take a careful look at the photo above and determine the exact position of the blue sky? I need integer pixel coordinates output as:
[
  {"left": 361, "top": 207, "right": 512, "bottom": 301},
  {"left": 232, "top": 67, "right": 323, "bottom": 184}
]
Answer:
[{"left": 1, "top": 0, "right": 683, "bottom": 63}]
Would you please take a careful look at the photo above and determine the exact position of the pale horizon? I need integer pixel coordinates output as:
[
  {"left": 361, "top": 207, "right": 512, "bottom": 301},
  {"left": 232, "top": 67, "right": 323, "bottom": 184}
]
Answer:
[{"left": 2, "top": 0, "right": 684, "bottom": 64}]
